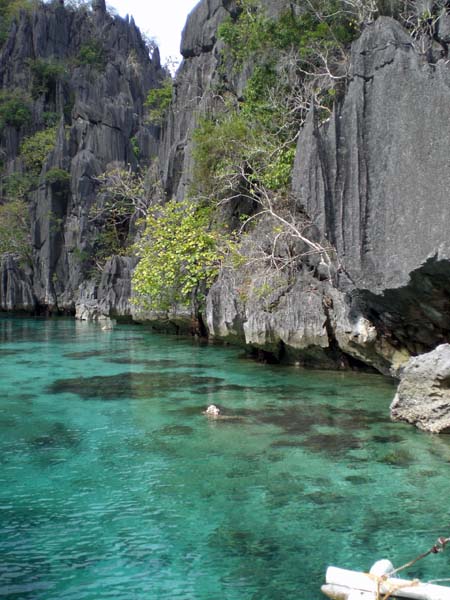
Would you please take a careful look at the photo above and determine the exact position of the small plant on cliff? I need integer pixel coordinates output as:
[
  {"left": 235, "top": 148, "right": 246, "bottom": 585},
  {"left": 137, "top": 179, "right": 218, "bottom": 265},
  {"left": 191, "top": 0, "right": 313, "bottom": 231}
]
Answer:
[
  {"left": 20, "top": 126, "right": 58, "bottom": 176},
  {"left": 44, "top": 168, "right": 71, "bottom": 186},
  {"left": 2, "top": 172, "right": 34, "bottom": 200},
  {"left": 132, "top": 199, "right": 229, "bottom": 312},
  {"left": 0, "top": 199, "right": 31, "bottom": 263},
  {"left": 28, "top": 58, "right": 67, "bottom": 99},
  {"left": 77, "top": 41, "right": 106, "bottom": 69},
  {"left": 0, "top": 91, "right": 32, "bottom": 131},
  {"left": 144, "top": 78, "right": 173, "bottom": 126},
  {"left": 0, "top": 0, "right": 38, "bottom": 46}
]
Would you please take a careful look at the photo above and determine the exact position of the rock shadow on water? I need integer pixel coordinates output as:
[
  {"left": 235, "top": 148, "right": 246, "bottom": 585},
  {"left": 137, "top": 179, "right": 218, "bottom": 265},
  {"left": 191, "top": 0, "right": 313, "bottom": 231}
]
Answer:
[
  {"left": 157, "top": 424, "right": 194, "bottom": 437},
  {"left": 48, "top": 372, "right": 226, "bottom": 401},
  {"left": 0, "top": 349, "right": 18, "bottom": 356},
  {"left": 302, "top": 432, "right": 363, "bottom": 457},
  {"left": 378, "top": 447, "right": 415, "bottom": 467},
  {"left": 345, "top": 475, "right": 373, "bottom": 485},
  {"left": 29, "top": 422, "right": 81, "bottom": 450},
  {"left": 304, "top": 490, "right": 346, "bottom": 505},
  {"left": 208, "top": 526, "right": 280, "bottom": 562},
  {"left": 104, "top": 358, "right": 180, "bottom": 369},
  {"left": 64, "top": 349, "right": 116, "bottom": 360},
  {"left": 270, "top": 439, "right": 305, "bottom": 449},
  {"left": 372, "top": 433, "right": 406, "bottom": 444}
]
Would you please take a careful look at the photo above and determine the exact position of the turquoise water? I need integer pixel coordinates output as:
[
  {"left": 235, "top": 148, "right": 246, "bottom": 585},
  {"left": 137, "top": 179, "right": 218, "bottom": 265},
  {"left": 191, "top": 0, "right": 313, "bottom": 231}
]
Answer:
[{"left": 1, "top": 317, "right": 450, "bottom": 600}]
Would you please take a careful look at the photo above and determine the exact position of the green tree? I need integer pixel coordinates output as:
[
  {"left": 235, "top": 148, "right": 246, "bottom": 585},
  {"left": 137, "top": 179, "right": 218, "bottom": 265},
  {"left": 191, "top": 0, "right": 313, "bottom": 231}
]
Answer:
[{"left": 132, "top": 199, "right": 228, "bottom": 312}]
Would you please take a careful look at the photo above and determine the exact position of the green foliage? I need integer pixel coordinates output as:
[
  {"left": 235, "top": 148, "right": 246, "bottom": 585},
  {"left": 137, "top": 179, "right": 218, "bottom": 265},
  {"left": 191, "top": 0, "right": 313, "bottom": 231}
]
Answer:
[
  {"left": 2, "top": 172, "right": 34, "bottom": 200},
  {"left": 0, "top": 0, "right": 37, "bottom": 46},
  {"left": 77, "top": 41, "right": 106, "bottom": 68},
  {"left": 195, "top": 0, "right": 359, "bottom": 207},
  {"left": 218, "top": 0, "right": 355, "bottom": 68},
  {"left": 144, "top": 78, "right": 173, "bottom": 126},
  {"left": 28, "top": 58, "right": 67, "bottom": 99},
  {"left": 260, "top": 146, "right": 296, "bottom": 191},
  {"left": 130, "top": 135, "right": 140, "bottom": 159},
  {"left": 0, "top": 199, "right": 30, "bottom": 262},
  {"left": 0, "top": 91, "right": 31, "bottom": 131},
  {"left": 132, "top": 199, "right": 227, "bottom": 312},
  {"left": 44, "top": 168, "right": 70, "bottom": 185},
  {"left": 192, "top": 108, "right": 295, "bottom": 199},
  {"left": 91, "top": 227, "right": 127, "bottom": 269},
  {"left": 42, "top": 111, "right": 59, "bottom": 127},
  {"left": 192, "top": 112, "right": 251, "bottom": 196},
  {"left": 218, "top": 0, "right": 266, "bottom": 66},
  {"left": 20, "top": 127, "right": 57, "bottom": 176}
]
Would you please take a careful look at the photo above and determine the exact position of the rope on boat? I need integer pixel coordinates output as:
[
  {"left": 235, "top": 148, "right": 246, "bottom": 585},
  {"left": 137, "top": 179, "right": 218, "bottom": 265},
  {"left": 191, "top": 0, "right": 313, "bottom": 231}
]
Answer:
[
  {"left": 390, "top": 536, "right": 450, "bottom": 577},
  {"left": 368, "top": 572, "right": 420, "bottom": 600},
  {"left": 367, "top": 537, "right": 450, "bottom": 600}
]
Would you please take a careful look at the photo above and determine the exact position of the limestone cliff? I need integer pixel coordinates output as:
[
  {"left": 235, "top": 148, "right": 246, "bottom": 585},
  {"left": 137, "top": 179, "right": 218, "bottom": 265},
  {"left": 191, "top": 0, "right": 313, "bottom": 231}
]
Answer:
[{"left": 0, "top": 0, "right": 164, "bottom": 314}]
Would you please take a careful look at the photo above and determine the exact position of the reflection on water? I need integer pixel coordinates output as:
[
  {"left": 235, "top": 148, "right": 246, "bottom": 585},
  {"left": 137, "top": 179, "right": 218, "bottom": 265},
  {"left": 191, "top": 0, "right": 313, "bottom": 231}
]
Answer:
[{"left": 1, "top": 316, "right": 450, "bottom": 600}]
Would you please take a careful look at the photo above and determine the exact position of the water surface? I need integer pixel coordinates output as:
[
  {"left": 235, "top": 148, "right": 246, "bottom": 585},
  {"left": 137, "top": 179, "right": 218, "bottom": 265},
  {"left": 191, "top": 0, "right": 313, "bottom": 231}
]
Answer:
[{"left": 1, "top": 316, "right": 450, "bottom": 599}]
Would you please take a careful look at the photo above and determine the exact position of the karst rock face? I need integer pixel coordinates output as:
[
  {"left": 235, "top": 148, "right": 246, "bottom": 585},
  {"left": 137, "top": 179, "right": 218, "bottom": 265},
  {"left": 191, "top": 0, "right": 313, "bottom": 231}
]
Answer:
[
  {"left": 293, "top": 17, "right": 450, "bottom": 361},
  {"left": 0, "top": 0, "right": 164, "bottom": 315},
  {"left": 197, "top": 10, "right": 450, "bottom": 380}
]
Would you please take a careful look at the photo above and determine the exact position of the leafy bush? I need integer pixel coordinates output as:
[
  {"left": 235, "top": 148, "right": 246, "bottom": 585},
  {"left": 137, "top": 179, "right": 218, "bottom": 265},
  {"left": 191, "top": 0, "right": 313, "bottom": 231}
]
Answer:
[
  {"left": 77, "top": 41, "right": 106, "bottom": 68},
  {"left": 192, "top": 112, "right": 251, "bottom": 196},
  {"left": 3, "top": 172, "right": 34, "bottom": 200},
  {"left": 144, "top": 78, "right": 173, "bottom": 126},
  {"left": 130, "top": 136, "right": 140, "bottom": 159},
  {"left": 0, "top": 0, "right": 38, "bottom": 46},
  {"left": 20, "top": 127, "right": 58, "bottom": 175},
  {"left": 0, "top": 199, "right": 30, "bottom": 263},
  {"left": 28, "top": 58, "right": 67, "bottom": 99},
  {"left": 132, "top": 199, "right": 228, "bottom": 312},
  {"left": 0, "top": 91, "right": 31, "bottom": 130},
  {"left": 42, "top": 111, "right": 59, "bottom": 127},
  {"left": 44, "top": 168, "right": 71, "bottom": 185}
]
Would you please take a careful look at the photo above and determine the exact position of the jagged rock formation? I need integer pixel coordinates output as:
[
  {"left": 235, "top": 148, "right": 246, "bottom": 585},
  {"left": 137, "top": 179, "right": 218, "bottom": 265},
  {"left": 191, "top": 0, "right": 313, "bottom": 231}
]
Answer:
[
  {"left": 204, "top": 12, "right": 450, "bottom": 379},
  {"left": 391, "top": 344, "right": 450, "bottom": 433},
  {"left": 159, "top": 0, "right": 232, "bottom": 201},
  {"left": 293, "top": 17, "right": 450, "bottom": 362},
  {"left": 0, "top": 0, "right": 164, "bottom": 314}
]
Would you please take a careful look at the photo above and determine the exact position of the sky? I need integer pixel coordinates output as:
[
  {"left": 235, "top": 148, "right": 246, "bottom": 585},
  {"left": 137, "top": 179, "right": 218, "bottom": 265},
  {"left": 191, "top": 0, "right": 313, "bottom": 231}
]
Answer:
[{"left": 106, "top": 0, "right": 201, "bottom": 67}]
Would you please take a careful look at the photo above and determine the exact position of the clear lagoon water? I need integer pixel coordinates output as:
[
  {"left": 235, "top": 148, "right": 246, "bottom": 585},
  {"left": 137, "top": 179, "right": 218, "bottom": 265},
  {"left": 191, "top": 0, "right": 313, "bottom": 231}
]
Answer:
[{"left": 1, "top": 316, "right": 450, "bottom": 600}]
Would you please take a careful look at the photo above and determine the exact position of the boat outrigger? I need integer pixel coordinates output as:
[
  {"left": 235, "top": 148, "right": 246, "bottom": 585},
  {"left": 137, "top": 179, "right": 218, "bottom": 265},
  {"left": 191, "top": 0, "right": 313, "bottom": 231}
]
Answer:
[{"left": 322, "top": 537, "right": 450, "bottom": 600}]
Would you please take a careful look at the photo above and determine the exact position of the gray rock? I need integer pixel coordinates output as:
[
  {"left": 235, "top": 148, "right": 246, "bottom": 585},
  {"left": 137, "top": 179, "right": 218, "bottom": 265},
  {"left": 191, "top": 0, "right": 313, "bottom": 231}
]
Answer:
[
  {"left": 0, "top": 256, "right": 36, "bottom": 312},
  {"left": 75, "top": 256, "right": 136, "bottom": 320},
  {"left": 292, "top": 17, "right": 450, "bottom": 363},
  {"left": 294, "top": 17, "right": 450, "bottom": 294},
  {"left": 391, "top": 344, "right": 450, "bottom": 433}
]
